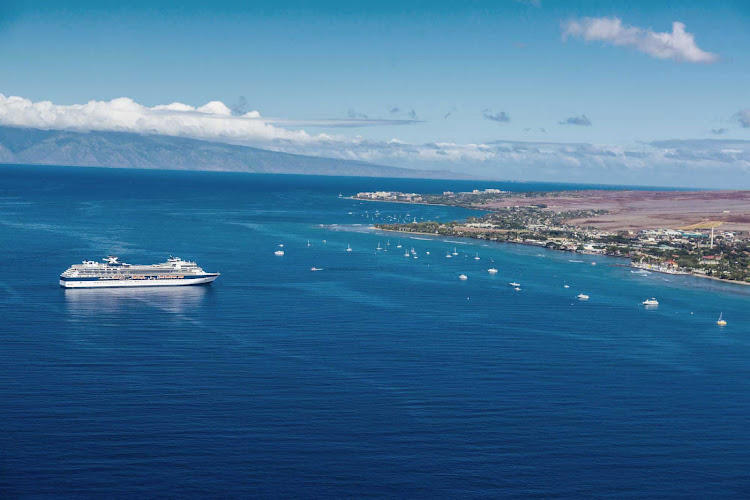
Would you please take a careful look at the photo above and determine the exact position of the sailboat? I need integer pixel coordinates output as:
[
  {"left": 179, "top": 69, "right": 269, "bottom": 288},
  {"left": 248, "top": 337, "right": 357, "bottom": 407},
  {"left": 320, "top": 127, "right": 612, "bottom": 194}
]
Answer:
[
  {"left": 307, "top": 240, "right": 312, "bottom": 247},
  {"left": 717, "top": 313, "right": 727, "bottom": 326},
  {"left": 396, "top": 241, "right": 402, "bottom": 249},
  {"left": 474, "top": 253, "right": 480, "bottom": 261},
  {"left": 376, "top": 243, "right": 382, "bottom": 251},
  {"left": 346, "top": 244, "right": 352, "bottom": 252},
  {"left": 452, "top": 247, "right": 458, "bottom": 256}
]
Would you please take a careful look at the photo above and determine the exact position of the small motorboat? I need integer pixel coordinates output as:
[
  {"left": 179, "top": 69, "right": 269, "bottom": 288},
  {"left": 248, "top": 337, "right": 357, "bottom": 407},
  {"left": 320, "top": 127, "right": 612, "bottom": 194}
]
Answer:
[
  {"left": 274, "top": 250, "right": 285, "bottom": 256},
  {"left": 488, "top": 268, "right": 498, "bottom": 274},
  {"left": 509, "top": 282, "right": 520, "bottom": 287},
  {"left": 642, "top": 298, "right": 659, "bottom": 306},
  {"left": 577, "top": 294, "right": 590, "bottom": 300},
  {"left": 459, "top": 274, "right": 468, "bottom": 280},
  {"left": 310, "top": 267, "right": 323, "bottom": 271}
]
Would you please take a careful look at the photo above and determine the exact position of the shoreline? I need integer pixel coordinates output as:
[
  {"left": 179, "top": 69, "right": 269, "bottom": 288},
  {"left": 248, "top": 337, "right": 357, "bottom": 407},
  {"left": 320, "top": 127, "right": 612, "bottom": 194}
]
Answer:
[
  {"left": 372, "top": 225, "right": 750, "bottom": 289},
  {"left": 347, "top": 196, "right": 483, "bottom": 210}
]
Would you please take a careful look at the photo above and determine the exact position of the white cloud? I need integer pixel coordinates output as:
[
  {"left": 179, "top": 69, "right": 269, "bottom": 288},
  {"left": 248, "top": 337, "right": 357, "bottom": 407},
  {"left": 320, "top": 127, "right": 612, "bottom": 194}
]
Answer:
[
  {"left": 562, "top": 17, "right": 718, "bottom": 64},
  {"left": 0, "top": 94, "right": 321, "bottom": 145}
]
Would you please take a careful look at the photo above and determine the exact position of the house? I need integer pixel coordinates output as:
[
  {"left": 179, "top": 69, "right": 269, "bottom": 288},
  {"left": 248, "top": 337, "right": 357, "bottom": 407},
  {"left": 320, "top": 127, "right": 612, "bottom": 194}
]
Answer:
[{"left": 700, "top": 255, "right": 719, "bottom": 266}]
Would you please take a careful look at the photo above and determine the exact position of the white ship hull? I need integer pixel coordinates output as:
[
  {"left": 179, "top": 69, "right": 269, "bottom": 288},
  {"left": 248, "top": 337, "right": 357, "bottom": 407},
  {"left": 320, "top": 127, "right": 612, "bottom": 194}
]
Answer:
[{"left": 60, "top": 275, "right": 218, "bottom": 289}]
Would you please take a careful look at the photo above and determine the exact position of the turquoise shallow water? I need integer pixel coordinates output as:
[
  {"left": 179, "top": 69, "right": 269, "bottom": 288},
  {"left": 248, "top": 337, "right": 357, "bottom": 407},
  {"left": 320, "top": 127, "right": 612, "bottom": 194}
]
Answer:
[{"left": 1, "top": 165, "right": 749, "bottom": 497}]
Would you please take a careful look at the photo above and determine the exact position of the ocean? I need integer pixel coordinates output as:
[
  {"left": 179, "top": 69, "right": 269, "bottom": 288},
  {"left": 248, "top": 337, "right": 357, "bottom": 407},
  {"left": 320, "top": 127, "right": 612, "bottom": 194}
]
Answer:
[{"left": 1, "top": 164, "right": 749, "bottom": 497}]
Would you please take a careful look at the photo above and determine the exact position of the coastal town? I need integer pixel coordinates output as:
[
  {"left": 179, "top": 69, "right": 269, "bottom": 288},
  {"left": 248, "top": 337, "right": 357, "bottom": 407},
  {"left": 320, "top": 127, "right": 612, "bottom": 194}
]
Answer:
[{"left": 354, "top": 189, "right": 750, "bottom": 284}]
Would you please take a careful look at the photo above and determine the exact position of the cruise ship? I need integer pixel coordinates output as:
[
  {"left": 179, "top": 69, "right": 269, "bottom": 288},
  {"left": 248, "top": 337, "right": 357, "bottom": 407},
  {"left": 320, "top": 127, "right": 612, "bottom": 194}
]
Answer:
[{"left": 60, "top": 256, "right": 220, "bottom": 288}]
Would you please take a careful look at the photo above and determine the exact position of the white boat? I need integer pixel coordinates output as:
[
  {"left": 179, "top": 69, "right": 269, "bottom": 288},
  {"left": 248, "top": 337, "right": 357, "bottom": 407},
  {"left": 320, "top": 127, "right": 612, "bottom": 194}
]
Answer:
[
  {"left": 459, "top": 274, "right": 468, "bottom": 280},
  {"left": 717, "top": 313, "right": 727, "bottom": 326},
  {"left": 346, "top": 244, "right": 352, "bottom": 252},
  {"left": 310, "top": 267, "right": 323, "bottom": 271},
  {"left": 474, "top": 253, "right": 480, "bottom": 261},
  {"left": 509, "top": 282, "right": 520, "bottom": 287},
  {"left": 274, "top": 250, "right": 285, "bottom": 256},
  {"left": 426, "top": 251, "right": 430, "bottom": 255},
  {"left": 514, "top": 287, "right": 521, "bottom": 291},
  {"left": 396, "top": 242, "right": 402, "bottom": 249},
  {"left": 307, "top": 240, "right": 312, "bottom": 247},
  {"left": 404, "top": 251, "right": 410, "bottom": 257},
  {"left": 452, "top": 248, "right": 458, "bottom": 256},
  {"left": 563, "top": 285, "right": 570, "bottom": 288},
  {"left": 446, "top": 253, "right": 452, "bottom": 258},
  {"left": 642, "top": 298, "right": 659, "bottom": 306},
  {"left": 577, "top": 294, "right": 589, "bottom": 300},
  {"left": 488, "top": 268, "right": 498, "bottom": 274},
  {"left": 376, "top": 243, "right": 382, "bottom": 251}
]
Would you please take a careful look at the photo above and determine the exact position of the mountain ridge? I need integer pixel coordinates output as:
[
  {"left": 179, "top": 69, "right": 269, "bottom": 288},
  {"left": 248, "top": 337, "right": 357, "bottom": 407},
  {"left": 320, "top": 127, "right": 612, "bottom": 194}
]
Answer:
[{"left": 0, "top": 126, "right": 472, "bottom": 180}]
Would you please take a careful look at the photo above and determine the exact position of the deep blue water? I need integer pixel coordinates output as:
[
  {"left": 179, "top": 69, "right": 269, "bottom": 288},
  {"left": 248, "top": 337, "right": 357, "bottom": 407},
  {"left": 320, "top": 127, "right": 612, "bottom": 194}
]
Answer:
[{"left": 1, "top": 165, "right": 750, "bottom": 497}]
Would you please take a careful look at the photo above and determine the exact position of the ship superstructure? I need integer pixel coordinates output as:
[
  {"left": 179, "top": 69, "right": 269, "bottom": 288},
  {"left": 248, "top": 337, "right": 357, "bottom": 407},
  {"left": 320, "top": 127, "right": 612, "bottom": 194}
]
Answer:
[{"left": 60, "top": 256, "right": 220, "bottom": 288}]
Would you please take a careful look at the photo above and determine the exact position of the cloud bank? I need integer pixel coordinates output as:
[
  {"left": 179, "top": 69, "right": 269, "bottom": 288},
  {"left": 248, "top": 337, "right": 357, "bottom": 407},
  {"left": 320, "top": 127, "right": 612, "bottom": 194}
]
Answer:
[
  {"left": 0, "top": 94, "right": 318, "bottom": 145},
  {"left": 562, "top": 17, "right": 718, "bottom": 64},
  {"left": 1, "top": 94, "right": 750, "bottom": 187}
]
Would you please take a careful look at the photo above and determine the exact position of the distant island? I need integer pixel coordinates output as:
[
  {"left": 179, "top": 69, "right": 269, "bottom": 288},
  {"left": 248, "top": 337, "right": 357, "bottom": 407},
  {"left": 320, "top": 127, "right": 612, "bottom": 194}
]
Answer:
[
  {"left": 356, "top": 188, "right": 750, "bottom": 285},
  {"left": 0, "top": 126, "right": 470, "bottom": 180}
]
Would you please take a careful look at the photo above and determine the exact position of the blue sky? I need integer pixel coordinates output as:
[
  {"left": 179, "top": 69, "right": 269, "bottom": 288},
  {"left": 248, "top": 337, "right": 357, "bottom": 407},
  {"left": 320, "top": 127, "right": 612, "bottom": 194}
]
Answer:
[{"left": 1, "top": 0, "right": 749, "bottom": 186}]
